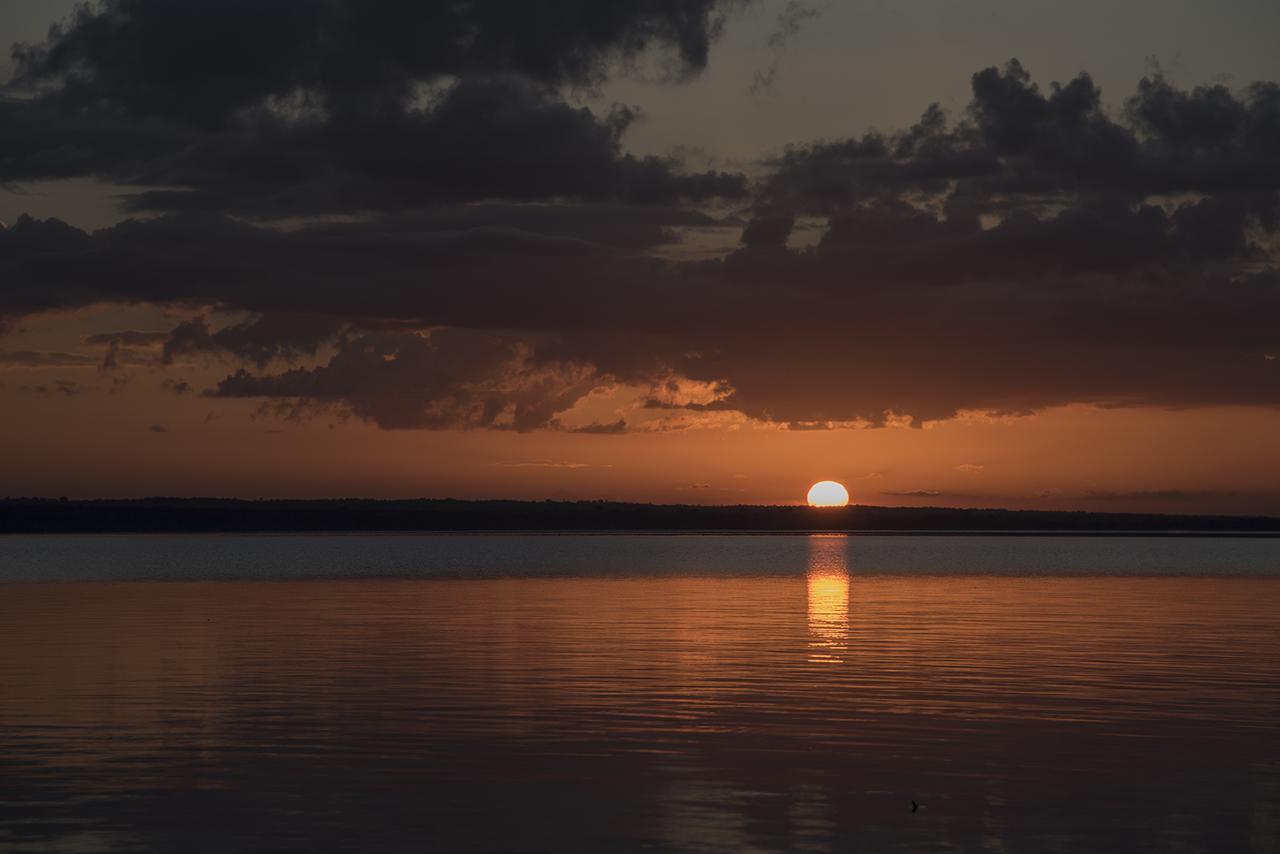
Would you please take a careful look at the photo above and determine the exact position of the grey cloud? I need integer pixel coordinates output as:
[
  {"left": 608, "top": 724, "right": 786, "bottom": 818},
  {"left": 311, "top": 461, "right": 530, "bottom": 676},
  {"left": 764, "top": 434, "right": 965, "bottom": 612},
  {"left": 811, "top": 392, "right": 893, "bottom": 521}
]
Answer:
[
  {"left": 113, "top": 78, "right": 747, "bottom": 216},
  {"left": 82, "top": 330, "right": 169, "bottom": 346},
  {"left": 100, "top": 339, "right": 120, "bottom": 371},
  {"left": 2, "top": 60, "right": 1280, "bottom": 431},
  {"left": 566, "top": 419, "right": 629, "bottom": 435},
  {"left": 749, "top": 1, "right": 820, "bottom": 96},
  {"left": 758, "top": 60, "right": 1280, "bottom": 217},
  {"left": 3, "top": 3, "right": 749, "bottom": 215},
  {"left": 739, "top": 213, "right": 794, "bottom": 248},
  {"left": 2, "top": 194, "right": 1279, "bottom": 430},
  {"left": 18, "top": 379, "right": 85, "bottom": 396},
  {"left": 207, "top": 328, "right": 603, "bottom": 431},
  {"left": 12, "top": 0, "right": 743, "bottom": 124},
  {"left": 164, "top": 314, "right": 345, "bottom": 368},
  {"left": 0, "top": 349, "right": 97, "bottom": 367}
]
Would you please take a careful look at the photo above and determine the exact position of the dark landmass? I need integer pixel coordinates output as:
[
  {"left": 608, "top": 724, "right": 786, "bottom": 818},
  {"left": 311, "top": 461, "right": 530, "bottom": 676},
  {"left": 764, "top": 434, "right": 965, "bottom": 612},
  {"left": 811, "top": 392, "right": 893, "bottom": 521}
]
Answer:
[{"left": 3, "top": 498, "right": 1280, "bottom": 535}]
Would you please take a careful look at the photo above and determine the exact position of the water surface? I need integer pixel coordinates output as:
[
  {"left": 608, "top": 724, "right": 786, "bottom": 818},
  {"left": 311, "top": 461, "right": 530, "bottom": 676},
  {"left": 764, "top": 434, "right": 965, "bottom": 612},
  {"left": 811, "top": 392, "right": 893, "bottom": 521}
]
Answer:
[{"left": 1, "top": 534, "right": 1277, "bottom": 852}]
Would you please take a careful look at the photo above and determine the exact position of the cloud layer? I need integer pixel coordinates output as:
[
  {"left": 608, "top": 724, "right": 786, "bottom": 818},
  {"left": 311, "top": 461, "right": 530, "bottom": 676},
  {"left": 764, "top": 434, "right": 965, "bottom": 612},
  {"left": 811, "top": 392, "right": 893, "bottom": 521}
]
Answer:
[{"left": 3, "top": 4, "right": 1279, "bottom": 432}]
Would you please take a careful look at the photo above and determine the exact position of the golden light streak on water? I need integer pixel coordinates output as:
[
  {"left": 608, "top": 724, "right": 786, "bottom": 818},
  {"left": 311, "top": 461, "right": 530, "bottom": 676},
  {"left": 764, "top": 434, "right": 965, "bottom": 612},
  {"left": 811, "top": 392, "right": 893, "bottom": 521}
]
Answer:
[{"left": 807, "top": 534, "right": 850, "bottom": 662}]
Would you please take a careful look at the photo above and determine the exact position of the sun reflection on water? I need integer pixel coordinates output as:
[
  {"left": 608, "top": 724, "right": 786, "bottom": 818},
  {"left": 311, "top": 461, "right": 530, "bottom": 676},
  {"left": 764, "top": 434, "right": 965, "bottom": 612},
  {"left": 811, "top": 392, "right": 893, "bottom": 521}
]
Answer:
[{"left": 806, "top": 534, "right": 850, "bottom": 663}]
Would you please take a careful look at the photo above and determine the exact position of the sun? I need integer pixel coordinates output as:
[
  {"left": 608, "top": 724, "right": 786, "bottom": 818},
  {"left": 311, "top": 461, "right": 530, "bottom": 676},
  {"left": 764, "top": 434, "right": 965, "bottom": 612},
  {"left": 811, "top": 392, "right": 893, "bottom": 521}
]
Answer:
[{"left": 807, "top": 480, "right": 850, "bottom": 507}]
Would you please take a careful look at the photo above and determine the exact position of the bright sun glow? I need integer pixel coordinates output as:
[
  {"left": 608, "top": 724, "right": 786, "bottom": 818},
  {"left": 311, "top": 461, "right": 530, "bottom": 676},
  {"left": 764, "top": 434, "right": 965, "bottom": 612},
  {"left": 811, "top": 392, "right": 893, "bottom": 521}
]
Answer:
[{"left": 806, "top": 480, "right": 850, "bottom": 507}]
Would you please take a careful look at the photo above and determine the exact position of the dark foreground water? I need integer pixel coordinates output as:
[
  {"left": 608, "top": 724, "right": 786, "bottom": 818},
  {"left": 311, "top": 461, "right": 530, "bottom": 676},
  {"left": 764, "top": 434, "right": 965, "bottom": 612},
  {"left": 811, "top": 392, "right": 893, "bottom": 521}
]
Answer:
[{"left": 1, "top": 535, "right": 1278, "bottom": 853}]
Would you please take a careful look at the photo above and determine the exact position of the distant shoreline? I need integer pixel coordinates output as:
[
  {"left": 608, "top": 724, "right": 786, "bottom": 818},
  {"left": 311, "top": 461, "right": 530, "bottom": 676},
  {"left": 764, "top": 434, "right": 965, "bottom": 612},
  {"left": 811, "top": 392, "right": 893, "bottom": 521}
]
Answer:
[
  {"left": 4, "top": 498, "right": 1280, "bottom": 535},
  {"left": 7, "top": 530, "right": 1280, "bottom": 539}
]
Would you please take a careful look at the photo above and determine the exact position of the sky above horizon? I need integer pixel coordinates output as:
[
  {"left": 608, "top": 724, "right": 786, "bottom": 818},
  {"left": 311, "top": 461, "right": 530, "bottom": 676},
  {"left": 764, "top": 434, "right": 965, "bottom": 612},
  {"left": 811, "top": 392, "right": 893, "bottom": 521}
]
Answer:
[{"left": 4, "top": 0, "right": 1280, "bottom": 513}]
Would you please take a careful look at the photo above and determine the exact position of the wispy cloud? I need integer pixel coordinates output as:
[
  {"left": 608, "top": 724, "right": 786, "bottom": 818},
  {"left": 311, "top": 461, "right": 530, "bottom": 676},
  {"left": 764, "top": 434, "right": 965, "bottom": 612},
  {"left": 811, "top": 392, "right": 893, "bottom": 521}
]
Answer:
[
  {"left": 750, "top": 1, "right": 821, "bottom": 95},
  {"left": 1081, "top": 489, "right": 1234, "bottom": 502},
  {"left": 491, "top": 460, "right": 610, "bottom": 469},
  {"left": 0, "top": 350, "right": 97, "bottom": 368}
]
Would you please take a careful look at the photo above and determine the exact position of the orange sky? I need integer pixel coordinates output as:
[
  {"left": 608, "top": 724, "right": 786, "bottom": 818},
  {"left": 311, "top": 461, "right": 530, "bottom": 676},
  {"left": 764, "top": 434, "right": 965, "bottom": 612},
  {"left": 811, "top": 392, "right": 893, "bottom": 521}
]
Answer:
[{"left": 4, "top": 304, "right": 1280, "bottom": 513}]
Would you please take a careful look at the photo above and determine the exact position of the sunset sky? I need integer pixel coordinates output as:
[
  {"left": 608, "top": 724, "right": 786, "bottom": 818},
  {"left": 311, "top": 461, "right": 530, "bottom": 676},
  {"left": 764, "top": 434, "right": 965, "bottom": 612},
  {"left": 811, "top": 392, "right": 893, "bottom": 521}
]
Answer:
[{"left": 3, "top": 0, "right": 1280, "bottom": 512}]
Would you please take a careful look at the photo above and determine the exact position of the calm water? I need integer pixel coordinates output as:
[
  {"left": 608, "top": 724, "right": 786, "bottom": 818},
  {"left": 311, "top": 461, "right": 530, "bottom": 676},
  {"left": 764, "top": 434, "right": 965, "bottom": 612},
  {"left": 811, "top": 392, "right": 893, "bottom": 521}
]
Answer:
[{"left": 1, "top": 535, "right": 1278, "bottom": 852}]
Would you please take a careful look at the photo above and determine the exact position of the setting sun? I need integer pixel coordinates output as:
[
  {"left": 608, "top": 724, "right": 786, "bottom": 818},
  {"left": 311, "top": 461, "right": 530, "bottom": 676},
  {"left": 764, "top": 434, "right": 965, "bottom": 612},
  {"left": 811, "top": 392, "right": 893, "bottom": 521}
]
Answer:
[{"left": 806, "top": 480, "right": 850, "bottom": 507}]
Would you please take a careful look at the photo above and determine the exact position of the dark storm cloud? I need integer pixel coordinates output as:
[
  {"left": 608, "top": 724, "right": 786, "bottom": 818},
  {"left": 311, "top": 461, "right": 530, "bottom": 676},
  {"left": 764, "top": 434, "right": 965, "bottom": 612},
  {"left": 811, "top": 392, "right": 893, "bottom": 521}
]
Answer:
[
  {"left": 12, "top": 0, "right": 739, "bottom": 122},
  {"left": 114, "top": 78, "right": 746, "bottom": 215},
  {"left": 164, "top": 314, "right": 346, "bottom": 369},
  {"left": 0, "top": 78, "right": 746, "bottom": 215},
  {"left": 3, "top": 187, "right": 1280, "bottom": 428},
  {"left": 739, "top": 212, "right": 794, "bottom": 248},
  {"left": 0, "top": 210, "right": 673, "bottom": 327},
  {"left": 2, "top": 2, "right": 748, "bottom": 214},
  {"left": 207, "top": 328, "right": 602, "bottom": 431},
  {"left": 3, "top": 35, "right": 1280, "bottom": 431},
  {"left": 0, "top": 95, "right": 196, "bottom": 182},
  {"left": 810, "top": 193, "right": 1271, "bottom": 282},
  {"left": 757, "top": 60, "right": 1280, "bottom": 215}
]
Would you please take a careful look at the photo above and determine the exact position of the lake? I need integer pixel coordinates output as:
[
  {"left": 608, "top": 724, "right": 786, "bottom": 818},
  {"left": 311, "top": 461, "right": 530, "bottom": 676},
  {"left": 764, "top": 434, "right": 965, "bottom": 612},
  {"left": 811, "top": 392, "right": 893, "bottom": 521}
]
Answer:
[{"left": 1, "top": 534, "right": 1278, "bottom": 852}]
